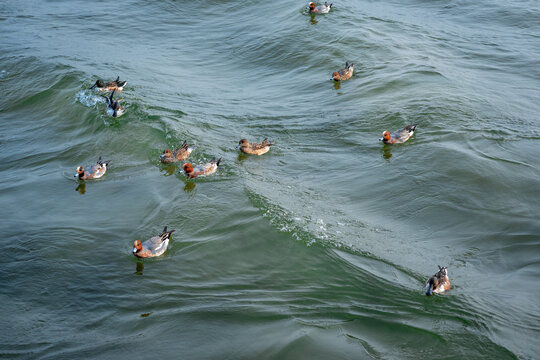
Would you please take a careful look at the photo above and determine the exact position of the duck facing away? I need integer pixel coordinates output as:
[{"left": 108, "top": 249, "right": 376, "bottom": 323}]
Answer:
[
  {"left": 332, "top": 62, "right": 354, "bottom": 81},
  {"left": 160, "top": 141, "right": 196, "bottom": 163},
  {"left": 237, "top": 138, "right": 274, "bottom": 156},
  {"left": 380, "top": 124, "right": 417, "bottom": 144},
  {"left": 102, "top": 89, "right": 124, "bottom": 117},
  {"left": 309, "top": 2, "right": 333, "bottom": 13},
  {"left": 424, "top": 265, "right": 451, "bottom": 296},
  {"left": 182, "top": 158, "right": 221, "bottom": 178},
  {"left": 132, "top": 226, "right": 175, "bottom": 258},
  {"left": 74, "top": 157, "right": 110, "bottom": 180},
  {"left": 90, "top": 76, "right": 127, "bottom": 91}
]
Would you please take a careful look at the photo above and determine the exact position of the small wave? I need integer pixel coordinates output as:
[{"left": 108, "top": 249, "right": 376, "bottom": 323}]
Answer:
[{"left": 74, "top": 90, "right": 104, "bottom": 107}]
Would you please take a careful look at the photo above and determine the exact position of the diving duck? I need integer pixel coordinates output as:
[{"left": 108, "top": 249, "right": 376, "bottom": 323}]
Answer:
[
  {"left": 160, "top": 141, "right": 195, "bottom": 164},
  {"left": 380, "top": 124, "right": 417, "bottom": 144},
  {"left": 74, "top": 157, "right": 110, "bottom": 180},
  {"left": 236, "top": 138, "right": 274, "bottom": 156},
  {"left": 102, "top": 89, "right": 124, "bottom": 117},
  {"left": 332, "top": 62, "right": 354, "bottom": 81},
  {"left": 308, "top": 2, "right": 333, "bottom": 13},
  {"left": 424, "top": 265, "right": 451, "bottom": 296},
  {"left": 132, "top": 226, "right": 175, "bottom": 258},
  {"left": 182, "top": 158, "right": 221, "bottom": 178},
  {"left": 90, "top": 76, "right": 127, "bottom": 91}
]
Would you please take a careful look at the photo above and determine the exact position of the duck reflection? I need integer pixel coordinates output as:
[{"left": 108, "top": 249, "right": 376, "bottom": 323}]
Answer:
[
  {"left": 160, "top": 164, "right": 177, "bottom": 176},
  {"left": 75, "top": 182, "right": 86, "bottom": 195},
  {"left": 381, "top": 145, "right": 393, "bottom": 160},
  {"left": 237, "top": 152, "right": 249, "bottom": 162},
  {"left": 310, "top": 14, "right": 318, "bottom": 25},
  {"left": 333, "top": 81, "right": 341, "bottom": 91},
  {"left": 135, "top": 261, "right": 144, "bottom": 275},
  {"left": 184, "top": 181, "right": 196, "bottom": 193}
]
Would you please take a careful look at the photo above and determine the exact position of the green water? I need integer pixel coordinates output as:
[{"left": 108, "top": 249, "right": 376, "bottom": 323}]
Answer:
[{"left": 1, "top": 0, "right": 539, "bottom": 358}]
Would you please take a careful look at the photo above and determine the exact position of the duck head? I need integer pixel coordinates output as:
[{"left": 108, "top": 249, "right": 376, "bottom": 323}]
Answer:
[
  {"left": 237, "top": 139, "right": 249, "bottom": 149},
  {"left": 133, "top": 240, "right": 143, "bottom": 254},
  {"left": 90, "top": 80, "right": 104, "bottom": 90},
  {"left": 380, "top": 131, "right": 391, "bottom": 142},
  {"left": 308, "top": 2, "right": 315, "bottom": 11},
  {"left": 332, "top": 71, "right": 341, "bottom": 81},
  {"left": 183, "top": 163, "right": 194, "bottom": 174},
  {"left": 161, "top": 149, "right": 172, "bottom": 160},
  {"left": 74, "top": 166, "right": 84, "bottom": 179}
]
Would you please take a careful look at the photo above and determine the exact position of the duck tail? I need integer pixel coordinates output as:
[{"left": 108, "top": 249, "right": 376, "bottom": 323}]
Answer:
[
  {"left": 90, "top": 81, "right": 98, "bottom": 90},
  {"left": 408, "top": 124, "right": 418, "bottom": 131},
  {"left": 115, "top": 76, "right": 120, "bottom": 83},
  {"left": 216, "top": 157, "right": 222, "bottom": 167},
  {"left": 180, "top": 140, "right": 188, "bottom": 149},
  {"left": 161, "top": 226, "right": 176, "bottom": 240},
  {"left": 97, "top": 156, "right": 103, "bottom": 165}
]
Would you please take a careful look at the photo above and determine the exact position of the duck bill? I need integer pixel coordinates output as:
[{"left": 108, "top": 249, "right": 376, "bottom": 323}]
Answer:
[
  {"left": 132, "top": 248, "right": 138, "bottom": 254},
  {"left": 379, "top": 137, "right": 383, "bottom": 141},
  {"left": 235, "top": 144, "right": 241, "bottom": 149}
]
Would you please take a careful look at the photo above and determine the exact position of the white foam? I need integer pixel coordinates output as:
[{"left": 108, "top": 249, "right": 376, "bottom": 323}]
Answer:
[{"left": 75, "top": 90, "right": 105, "bottom": 107}]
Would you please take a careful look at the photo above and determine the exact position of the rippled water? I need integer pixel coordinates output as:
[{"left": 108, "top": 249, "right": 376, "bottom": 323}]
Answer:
[{"left": 1, "top": 0, "right": 539, "bottom": 358}]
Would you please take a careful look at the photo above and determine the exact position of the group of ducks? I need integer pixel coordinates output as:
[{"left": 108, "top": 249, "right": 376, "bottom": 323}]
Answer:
[
  {"left": 74, "top": 1, "right": 449, "bottom": 296},
  {"left": 309, "top": 2, "right": 448, "bottom": 295}
]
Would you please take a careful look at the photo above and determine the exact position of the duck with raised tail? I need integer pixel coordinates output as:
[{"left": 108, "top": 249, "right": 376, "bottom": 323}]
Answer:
[
  {"left": 90, "top": 76, "right": 127, "bottom": 91},
  {"left": 74, "top": 157, "right": 110, "bottom": 180},
  {"left": 380, "top": 124, "right": 417, "bottom": 144},
  {"left": 132, "top": 226, "right": 175, "bottom": 258},
  {"left": 424, "top": 265, "right": 451, "bottom": 296}
]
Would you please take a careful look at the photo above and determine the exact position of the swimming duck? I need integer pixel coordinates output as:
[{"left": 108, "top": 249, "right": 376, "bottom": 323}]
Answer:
[
  {"left": 308, "top": 1, "right": 333, "bottom": 13},
  {"left": 160, "top": 141, "right": 195, "bottom": 164},
  {"left": 132, "top": 226, "right": 175, "bottom": 258},
  {"left": 332, "top": 62, "right": 354, "bottom": 81},
  {"left": 90, "top": 76, "right": 127, "bottom": 91},
  {"left": 182, "top": 157, "right": 222, "bottom": 178},
  {"left": 424, "top": 265, "right": 451, "bottom": 296},
  {"left": 236, "top": 138, "right": 274, "bottom": 156},
  {"left": 74, "top": 156, "right": 110, "bottom": 180},
  {"left": 102, "top": 89, "right": 124, "bottom": 117},
  {"left": 379, "top": 124, "right": 417, "bottom": 144}
]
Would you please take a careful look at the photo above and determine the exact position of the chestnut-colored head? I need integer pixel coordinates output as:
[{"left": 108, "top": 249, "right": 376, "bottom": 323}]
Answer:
[
  {"left": 332, "top": 71, "right": 341, "bottom": 81},
  {"left": 309, "top": 2, "right": 315, "bottom": 10},
  {"left": 382, "top": 131, "right": 391, "bottom": 141},
  {"left": 239, "top": 139, "right": 249, "bottom": 147},
  {"left": 162, "top": 149, "right": 171, "bottom": 158},
  {"left": 76, "top": 166, "right": 84, "bottom": 174},
  {"left": 133, "top": 240, "right": 142, "bottom": 253},
  {"left": 183, "top": 163, "right": 193, "bottom": 173}
]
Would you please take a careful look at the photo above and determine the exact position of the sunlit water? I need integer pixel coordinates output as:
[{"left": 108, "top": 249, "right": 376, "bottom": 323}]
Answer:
[{"left": 1, "top": 0, "right": 539, "bottom": 358}]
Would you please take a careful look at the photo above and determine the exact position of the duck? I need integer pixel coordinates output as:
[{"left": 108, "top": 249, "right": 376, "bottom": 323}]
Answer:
[
  {"left": 182, "top": 157, "right": 221, "bottom": 178},
  {"left": 380, "top": 124, "right": 417, "bottom": 144},
  {"left": 90, "top": 76, "right": 127, "bottom": 91},
  {"left": 74, "top": 156, "right": 110, "bottom": 180},
  {"left": 102, "top": 89, "right": 124, "bottom": 117},
  {"left": 308, "top": 1, "right": 333, "bottom": 13},
  {"left": 132, "top": 226, "right": 175, "bottom": 258},
  {"left": 160, "top": 141, "right": 196, "bottom": 164},
  {"left": 424, "top": 265, "right": 451, "bottom": 296},
  {"left": 332, "top": 62, "right": 354, "bottom": 81},
  {"left": 236, "top": 138, "right": 274, "bottom": 156}
]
